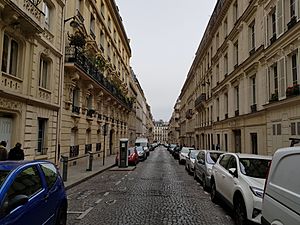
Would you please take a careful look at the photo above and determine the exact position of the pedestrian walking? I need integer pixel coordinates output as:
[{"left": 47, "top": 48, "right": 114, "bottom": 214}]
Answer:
[
  {"left": 8, "top": 143, "right": 24, "bottom": 160},
  {"left": 0, "top": 141, "right": 8, "bottom": 161}
]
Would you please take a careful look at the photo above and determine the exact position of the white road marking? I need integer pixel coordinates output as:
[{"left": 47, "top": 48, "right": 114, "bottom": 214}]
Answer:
[
  {"left": 67, "top": 211, "right": 83, "bottom": 214},
  {"left": 95, "top": 198, "right": 103, "bottom": 204},
  {"left": 104, "top": 192, "right": 110, "bottom": 196},
  {"left": 76, "top": 207, "right": 93, "bottom": 220},
  {"left": 115, "top": 181, "right": 121, "bottom": 186}
]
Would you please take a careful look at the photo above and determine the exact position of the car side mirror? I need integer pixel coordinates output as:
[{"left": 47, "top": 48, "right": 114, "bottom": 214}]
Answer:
[
  {"left": 7, "top": 195, "right": 28, "bottom": 213},
  {"left": 228, "top": 168, "right": 238, "bottom": 178}
]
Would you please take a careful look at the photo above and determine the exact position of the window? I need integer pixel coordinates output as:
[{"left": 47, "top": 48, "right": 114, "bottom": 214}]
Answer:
[
  {"left": 90, "top": 14, "right": 95, "bottom": 38},
  {"left": 291, "top": 53, "right": 298, "bottom": 84},
  {"left": 37, "top": 118, "right": 47, "bottom": 154},
  {"left": 224, "top": 93, "right": 228, "bottom": 115},
  {"left": 216, "top": 32, "right": 219, "bottom": 50},
  {"left": 72, "top": 88, "right": 80, "bottom": 107},
  {"left": 251, "top": 76, "right": 256, "bottom": 104},
  {"left": 2, "top": 34, "right": 19, "bottom": 76},
  {"left": 233, "top": 1, "right": 238, "bottom": 23},
  {"left": 40, "top": 163, "right": 58, "bottom": 189},
  {"left": 39, "top": 57, "right": 49, "bottom": 89},
  {"left": 219, "top": 154, "right": 231, "bottom": 168},
  {"left": 224, "top": 17, "right": 228, "bottom": 37},
  {"left": 251, "top": 133, "right": 258, "bottom": 154},
  {"left": 216, "top": 64, "right": 219, "bottom": 84},
  {"left": 43, "top": 2, "right": 50, "bottom": 29},
  {"left": 271, "top": 10, "right": 276, "bottom": 37},
  {"left": 249, "top": 21, "right": 255, "bottom": 51},
  {"left": 290, "top": 0, "right": 296, "bottom": 18},
  {"left": 291, "top": 122, "right": 300, "bottom": 135},
  {"left": 224, "top": 53, "right": 228, "bottom": 75},
  {"left": 235, "top": 86, "right": 239, "bottom": 110},
  {"left": 234, "top": 41, "right": 239, "bottom": 67},
  {"left": 224, "top": 134, "right": 228, "bottom": 152},
  {"left": 273, "top": 123, "right": 282, "bottom": 135},
  {"left": 227, "top": 156, "right": 237, "bottom": 170}
]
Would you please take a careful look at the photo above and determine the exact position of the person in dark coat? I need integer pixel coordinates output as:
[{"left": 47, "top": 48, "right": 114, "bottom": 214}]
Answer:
[
  {"left": 0, "top": 141, "right": 8, "bottom": 161},
  {"left": 8, "top": 143, "right": 24, "bottom": 160}
]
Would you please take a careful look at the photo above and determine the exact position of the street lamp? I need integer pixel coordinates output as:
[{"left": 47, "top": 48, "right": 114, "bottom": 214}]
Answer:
[
  {"left": 102, "top": 123, "right": 108, "bottom": 165},
  {"left": 64, "top": 16, "right": 80, "bottom": 29}
]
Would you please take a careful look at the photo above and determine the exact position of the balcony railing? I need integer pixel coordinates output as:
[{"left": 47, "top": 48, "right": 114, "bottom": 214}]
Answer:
[
  {"left": 87, "top": 109, "right": 95, "bottom": 117},
  {"left": 195, "top": 93, "right": 206, "bottom": 109},
  {"left": 70, "top": 145, "right": 79, "bottom": 158},
  {"left": 287, "top": 16, "right": 297, "bottom": 30},
  {"left": 65, "top": 47, "right": 132, "bottom": 109},
  {"left": 250, "top": 104, "right": 257, "bottom": 113},
  {"left": 225, "top": 113, "right": 228, "bottom": 119},
  {"left": 72, "top": 105, "right": 80, "bottom": 114},
  {"left": 286, "top": 84, "right": 300, "bottom": 98},
  {"left": 85, "top": 144, "right": 92, "bottom": 154},
  {"left": 235, "top": 110, "right": 239, "bottom": 116}
]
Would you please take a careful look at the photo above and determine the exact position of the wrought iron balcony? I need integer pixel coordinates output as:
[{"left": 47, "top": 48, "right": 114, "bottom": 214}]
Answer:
[
  {"left": 235, "top": 110, "right": 239, "bottom": 116},
  {"left": 250, "top": 104, "right": 257, "bottom": 113},
  {"left": 87, "top": 109, "right": 95, "bottom": 117},
  {"left": 85, "top": 144, "right": 92, "bottom": 154},
  {"left": 65, "top": 46, "right": 132, "bottom": 109},
  {"left": 195, "top": 93, "right": 206, "bottom": 110},
  {"left": 287, "top": 16, "right": 297, "bottom": 30},
  {"left": 225, "top": 113, "right": 228, "bottom": 119},
  {"left": 72, "top": 105, "right": 80, "bottom": 114},
  {"left": 70, "top": 145, "right": 79, "bottom": 158}
]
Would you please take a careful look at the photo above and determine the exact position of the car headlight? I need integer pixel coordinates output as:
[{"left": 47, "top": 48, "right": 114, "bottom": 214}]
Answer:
[{"left": 250, "top": 186, "right": 264, "bottom": 198}]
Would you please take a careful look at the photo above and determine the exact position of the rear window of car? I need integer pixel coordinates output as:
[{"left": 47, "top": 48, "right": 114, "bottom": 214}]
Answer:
[
  {"left": 136, "top": 146, "right": 143, "bottom": 152},
  {"left": 181, "top": 148, "right": 190, "bottom": 153},
  {"left": 207, "top": 152, "right": 223, "bottom": 164},
  {"left": 40, "top": 163, "right": 58, "bottom": 190},
  {"left": 239, "top": 158, "right": 271, "bottom": 178},
  {"left": 0, "top": 170, "right": 11, "bottom": 188}
]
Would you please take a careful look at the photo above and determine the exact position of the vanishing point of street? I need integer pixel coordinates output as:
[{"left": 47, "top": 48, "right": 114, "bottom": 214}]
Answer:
[{"left": 66, "top": 146, "right": 234, "bottom": 225}]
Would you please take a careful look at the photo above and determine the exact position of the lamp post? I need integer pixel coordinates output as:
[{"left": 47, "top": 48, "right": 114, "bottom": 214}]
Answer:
[{"left": 102, "top": 123, "right": 108, "bottom": 165}]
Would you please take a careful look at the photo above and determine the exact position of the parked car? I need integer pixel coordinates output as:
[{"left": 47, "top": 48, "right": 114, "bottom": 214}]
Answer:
[
  {"left": 0, "top": 161, "right": 67, "bottom": 225},
  {"left": 172, "top": 146, "right": 182, "bottom": 160},
  {"left": 194, "top": 150, "right": 224, "bottom": 190},
  {"left": 210, "top": 153, "right": 272, "bottom": 225},
  {"left": 185, "top": 149, "right": 200, "bottom": 174},
  {"left": 179, "top": 147, "right": 194, "bottom": 164},
  {"left": 127, "top": 147, "right": 139, "bottom": 165},
  {"left": 168, "top": 144, "right": 177, "bottom": 154},
  {"left": 136, "top": 146, "right": 147, "bottom": 161},
  {"left": 262, "top": 147, "right": 300, "bottom": 225},
  {"left": 135, "top": 137, "right": 149, "bottom": 156}
]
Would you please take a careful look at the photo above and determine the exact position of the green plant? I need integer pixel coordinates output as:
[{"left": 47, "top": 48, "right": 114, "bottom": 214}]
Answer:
[
  {"left": 95, "top": 54, "right": 108, "bottom": 72},
  {"left": 68, "top": 33, "right": 86, "bottom": 47}
]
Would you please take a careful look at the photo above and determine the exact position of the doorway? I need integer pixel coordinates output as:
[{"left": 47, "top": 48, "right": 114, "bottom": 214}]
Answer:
[{"left": 233, "top": 129, "right": 241, "bottom": 153}]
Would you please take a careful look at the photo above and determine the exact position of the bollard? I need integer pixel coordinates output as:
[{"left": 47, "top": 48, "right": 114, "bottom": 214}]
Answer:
[
  {"left": 60, "top": 155, "right": 68, "bottom": 182},
  {"left": 86, "top": 151, "right": 93, "bottom": 171}
]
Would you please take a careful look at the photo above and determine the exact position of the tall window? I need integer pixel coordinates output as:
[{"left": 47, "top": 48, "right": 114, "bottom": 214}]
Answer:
[
  {"left": 234, "top": 41, "right": 239, "bottom": 67},
  {"left": 224, "top": 93, "right": 228, "bottom": 116},
  {"left": 233, "top": 1, "right": 238, "bottom": 23},
  {"left": 251, "top": 133, "right": 258, "bottom": 154},
  {"left": 273, "top": 63, "right": 279, "bottom": 93},
  {"left": 271, "top": 10, "right": 276, "bottom": 36},
  {"left": 224, "top": 53, "right": 228, "bottom": 75},
  {"left": 43, "top": 2, "right": 50, "bottom": 29},
  {"left": 2, "top": 34, "right": 19, "bottom": 76},
  {"left": 216, "top": 32, "right": 219, "bottom": 50},
  {"left": 251, "top": 76, "right": 256, "bottom": 104},
  {"left": 249, "top": 21, "right": 255, "bottom": 51},
  {"left": 290, "top": 0, "right": 296, "bottom": 18},
  {"left": 235, "top": 86, "right": 239, "bottom": 110},
  {"left": 224, "top": 17, "right": 228, "bottom": 37},
  {"left": 216, "top": 64, "right": 219, "bottom": 84},
  {"left": 39, "top": 57, "right": 49, "bottom": 89},
  {"left": 37, "top": 118, "right": 47, "bottom": 153},
  {"left": 216, "top": 98, "right": 220, "bottom": 121},
  {"left": 90, "top": 14, "right": 95, "bottom": 38},
  {"left": 292, "top": 53, "right": 298, "bottom": 84},
  {"left": 72, "top": 88, "right": 80, "bottom": 107},
  {"left": 224, "top": 134, "right": 228, "bottom": 152}
]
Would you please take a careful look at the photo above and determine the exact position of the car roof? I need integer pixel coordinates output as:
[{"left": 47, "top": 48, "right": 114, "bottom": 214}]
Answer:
[
  {"left": 225, "top": 153, "right": 272, "bottom": 160},
  {"left": 0, "top": 160, "right": 53, "bottom": 171}
]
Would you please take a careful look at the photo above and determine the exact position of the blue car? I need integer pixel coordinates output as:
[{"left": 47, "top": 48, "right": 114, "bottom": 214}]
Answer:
[{"left": 0, "top": 161, "right": 67, "bottom": 225}]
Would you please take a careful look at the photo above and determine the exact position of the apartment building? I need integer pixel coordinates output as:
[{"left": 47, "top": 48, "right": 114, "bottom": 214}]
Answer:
[
  {"left": 168, "top": 100, "right": 181, "bottom": 144},
  {"left": 0, "top": 0, "right": 64, "bottom": 162},
  {"left": 61, "top": 0, "right": 133, "bottom": 162},
  {"left": 154, "top": 120, "right": 168, "bottom": 143},
  {"left": 176, "top": 0, "right": 300, "bottom": 155}
]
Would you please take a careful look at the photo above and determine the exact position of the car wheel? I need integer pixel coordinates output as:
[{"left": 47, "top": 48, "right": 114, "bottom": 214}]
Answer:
[
  {"left": 56, "top": 204, "right": 67, "bottom": 225},
  {"left": 234, "top": 197, "right": 248, "bottom": 225},
  {"left": 210, "top": 180, "right": 218, "bottom": 203}
]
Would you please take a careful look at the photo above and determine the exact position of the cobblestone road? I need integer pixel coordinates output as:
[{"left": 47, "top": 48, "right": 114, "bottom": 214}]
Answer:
[{"left": 66, "top": 146, "right": 235, "bottom": 225}]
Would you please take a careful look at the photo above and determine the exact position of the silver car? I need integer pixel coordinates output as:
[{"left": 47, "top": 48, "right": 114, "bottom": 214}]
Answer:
[
  {"left": 185, "top": 149, "right": 200, "bottom": 174},
  {"left": 194, "top": 150, "right": 224, "bottom": 190}
]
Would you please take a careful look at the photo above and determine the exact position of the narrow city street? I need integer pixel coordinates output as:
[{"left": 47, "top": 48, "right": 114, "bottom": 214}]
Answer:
[{"left": 66, "top": 146, "right": 235, "bottom": 225}]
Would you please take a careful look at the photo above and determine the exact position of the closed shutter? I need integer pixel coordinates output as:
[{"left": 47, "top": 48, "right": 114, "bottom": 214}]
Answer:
[
  {"left": 276, "top": 0, "right": 284, "bottom": 37},
  {"left": 278, "top": 57, "right": 286, "bottom": 98}
]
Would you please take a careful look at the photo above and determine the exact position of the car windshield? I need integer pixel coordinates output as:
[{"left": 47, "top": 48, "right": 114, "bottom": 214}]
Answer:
[
  {"left": 136, "top": 146, "right": 144, "bottom": 152},
  {"left": 181, "top": 148, "right": 190, "bottom": 154},
  {"left": 239, "top": 158, "right": 271, "bottom": 178},
  {"left": 207, "top": 152, "right": 223, "bottom": 164},
  {"left": 190, "top": 151, "right": 199, "bottom": 159},
  {"left": 0, "top": 170, "right": 11, "bottom": 188}
]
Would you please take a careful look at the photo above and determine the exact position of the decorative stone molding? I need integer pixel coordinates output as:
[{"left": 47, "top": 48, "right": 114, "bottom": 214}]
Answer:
[{"left": 0, "top": 97, "right": 22, "bottom": 112}]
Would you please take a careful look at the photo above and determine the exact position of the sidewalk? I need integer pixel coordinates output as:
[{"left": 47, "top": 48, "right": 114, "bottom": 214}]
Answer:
[{"left": 62, "top": 154, "right": 116, "bottom": 190}]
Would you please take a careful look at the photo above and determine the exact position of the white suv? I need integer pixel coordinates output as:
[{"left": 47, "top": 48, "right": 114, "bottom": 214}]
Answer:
[{"left": 210, "top": 153, "right": 272, "bottom": 225}]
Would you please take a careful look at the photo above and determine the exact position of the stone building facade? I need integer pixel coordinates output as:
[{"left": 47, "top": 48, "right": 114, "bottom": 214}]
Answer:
[
  {"left": 0, "top": 0, "right": 65, "bottom": 163},
  {"left": 175, "top": 0, "right": 300, "bottom": 155},
  {"left": 154, "top": 120, "right": 168, "bottom": 143},
  {"left": 60, "top": 0, "right": 133, "bottom": 163}
]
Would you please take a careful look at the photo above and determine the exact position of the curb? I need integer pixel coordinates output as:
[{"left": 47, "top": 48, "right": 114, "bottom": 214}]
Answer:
[{"left": 65, "top": 164, "right": 116, "bottom": 190}]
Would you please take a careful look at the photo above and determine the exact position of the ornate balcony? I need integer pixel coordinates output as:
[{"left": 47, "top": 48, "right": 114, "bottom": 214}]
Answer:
[
  {"left": 65, "top": 46, "right": 132, "bottom": 109},
  {"left": 72, "top": 105, "right": 80, "bottom": 114},
  {"left": 195, "top": 93, "right": 206, "bottom": 111},
  {"left": 87, "top": 109, "right": 95, "bottom": 117},
  {"left": 70, "top": 145, "right": 79, "bottom": 158}
]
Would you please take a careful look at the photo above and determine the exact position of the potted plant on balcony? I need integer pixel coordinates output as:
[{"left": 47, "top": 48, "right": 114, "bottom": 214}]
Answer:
[{"left": 68, "top": 32, "right": 86, "bottom": 48}]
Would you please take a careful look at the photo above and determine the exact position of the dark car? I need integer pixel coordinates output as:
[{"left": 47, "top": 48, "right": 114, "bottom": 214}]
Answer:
[
  {"left": 0, "top": 161, "right": 67, "bottom": 225},
  {"left": 172, "top": 146, "right": 182, "bottom": 160},
  {"left": 136, "top": 146, "right": 147, "bottom": 161}
]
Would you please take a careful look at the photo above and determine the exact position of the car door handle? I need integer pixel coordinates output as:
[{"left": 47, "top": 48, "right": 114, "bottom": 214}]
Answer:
[{"left": 222, "top": 174, "right": 226, "bottom": 178}]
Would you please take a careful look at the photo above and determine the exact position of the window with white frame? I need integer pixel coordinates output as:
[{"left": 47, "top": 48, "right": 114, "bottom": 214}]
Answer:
[
  {"left": 234, "top": 41, "right": 239, "bottom": 67},
  {"left": 290, "top": 0, "right": 296, "bottom": 19},
  {"left": 269, "top": 63, "right": 279, "bottom": 97},
  {"left": 291, "top": 52, "right": 298, "bottom": 84},
  {"left": 39, "top": 57, "right": 50, "bottom": 89},
  {"left": 1, "top": 33, "right": 19, "bottom": 76},
  {"left": 43, "top": 1, "right": 50, "bottom": 30},
  {"left": 249, "top": 21, "right": 255, "bottom": 52},
  {"left": 251, "top": 76, "right": 256, "bottom": 105},
  {"left": 233, "top": 1, "right": 238, "bottom": 23},
  {"left": 224, "top": 17, "right": 228, "bottom": 37},
  {"left": 290, "top": 121, "right": 300, "bottom": 135},
  {"left": 272, "top": 123, "right": 282, "bottom": 135},
  {"left": 37, "top": 118, "right": 47, "bottom": 154}
]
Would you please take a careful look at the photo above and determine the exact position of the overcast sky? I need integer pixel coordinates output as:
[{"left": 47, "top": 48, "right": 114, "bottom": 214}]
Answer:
[{"left": 115, "top": 1, "right": 217, "bottom": 121}]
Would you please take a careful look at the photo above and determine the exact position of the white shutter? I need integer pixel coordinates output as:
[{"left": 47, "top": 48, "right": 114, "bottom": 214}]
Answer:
[
  {"left": 278, "top": 57, "right": 286, "bottom": 98},
  {"left": 277, "top": 0, "right": 284, "bottom": 37}
]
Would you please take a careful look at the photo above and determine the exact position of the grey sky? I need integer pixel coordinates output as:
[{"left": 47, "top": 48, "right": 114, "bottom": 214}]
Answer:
[{"left": 115, "top": 1, "right": 217, "bottom": 121}]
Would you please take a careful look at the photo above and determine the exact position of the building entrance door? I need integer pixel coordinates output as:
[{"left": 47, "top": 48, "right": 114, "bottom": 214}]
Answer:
[
  {"left": 233, "top": 129, "right": 241, "bottom": 153},
  {"left": 0, "top": 117, "right": 13, "bottom": 150}
]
